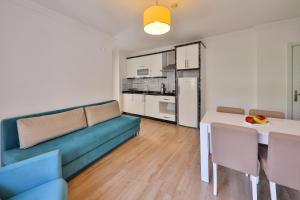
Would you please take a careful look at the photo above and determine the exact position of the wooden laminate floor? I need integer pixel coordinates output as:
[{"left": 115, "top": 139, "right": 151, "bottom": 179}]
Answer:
[{"left": 69, "top": 118, "right": 300, "bottom": 200}]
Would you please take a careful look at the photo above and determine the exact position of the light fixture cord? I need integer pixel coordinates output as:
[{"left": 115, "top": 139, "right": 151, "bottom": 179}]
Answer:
[{"left": 156, "top": 0, "right": 158, "bottom": 5}]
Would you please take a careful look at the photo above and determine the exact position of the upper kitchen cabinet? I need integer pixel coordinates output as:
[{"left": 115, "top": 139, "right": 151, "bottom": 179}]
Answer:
[
  {"left": 126, "top": 53, "right": 163, "bottom": 78},
  {"left": 176, "top": 43, "right": 199, "bottom": 70},
  {"left": 162, "top": 50, "right": 175, "bottom": 68},
  {"left": 126, "top": 57, "right": 140, "bottom": 78},
  {"left": 145, "top": 53, "right": 163, "bottom": 77}
]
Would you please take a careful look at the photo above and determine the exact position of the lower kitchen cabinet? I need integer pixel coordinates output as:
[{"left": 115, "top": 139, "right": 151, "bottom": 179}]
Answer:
[
  {"left": 123, "top": 93, "right": 133, "bottom": 113},
  {"left": 156, "top": 96, "right": 176, "bottom": 121},
  {"left": 158, "top": 113, "right": 176, "bottom": 121},
  {"left": 133, "top": 94, "right": 145, "bottom": 115},
  {"left": 123, "top": 94, "right": 175, "bottom": 122},
  {"left": 123, "top": 94, "right": 145, "bottom": 115},
  {"left": 145, "top": 95, "right": 159, "bottom": 118}
]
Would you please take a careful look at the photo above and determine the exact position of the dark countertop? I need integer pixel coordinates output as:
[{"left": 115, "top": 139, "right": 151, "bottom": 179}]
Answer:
[{"left": 122, "top": 90, "right": 175, "bottom": 96}]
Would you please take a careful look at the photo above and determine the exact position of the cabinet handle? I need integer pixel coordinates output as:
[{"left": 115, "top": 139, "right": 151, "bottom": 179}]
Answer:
[
  {"left": 295, "top": 90, "right": 299, "bottom": 102},
  {"left": 163, "top": 116, "right": 170, "bottom": 119},
  {"left": 187, "top": 60, "right": 189, "bottom": 68},
  {"left": 164, "top": 99, "right": 170, "bottom": 101}
]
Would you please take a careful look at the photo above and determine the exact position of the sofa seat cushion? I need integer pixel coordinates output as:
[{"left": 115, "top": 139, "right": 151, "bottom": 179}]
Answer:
[
  {"left": 3, "top": 115, "right": 140, "bottom": 166},
  {"left": 9, "top": 179, "right": 67, "bottom": 200}
]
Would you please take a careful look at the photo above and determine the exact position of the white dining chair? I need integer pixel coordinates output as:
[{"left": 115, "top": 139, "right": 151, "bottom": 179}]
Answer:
[
  {"left": 259, "top": 132, "right": 300, "bottom": 200},
  {"left": 211, "top": 122, "right": 260, "bottom": 200},
  {"left": 217, "top": 106, "right": 245, "bottom": 115},
  {"left": 249, "top": 109, "right": 285, "bottom": 119}
]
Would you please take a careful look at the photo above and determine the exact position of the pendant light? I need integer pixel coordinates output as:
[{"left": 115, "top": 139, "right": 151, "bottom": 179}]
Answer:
[{"left": 143, "top": 0, "right": 171, "bottom": 35}]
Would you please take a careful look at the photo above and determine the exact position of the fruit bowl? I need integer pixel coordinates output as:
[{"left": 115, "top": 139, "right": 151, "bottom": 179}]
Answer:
[{"left": 245, "top": 115, "right": 269, "bottom": 124}]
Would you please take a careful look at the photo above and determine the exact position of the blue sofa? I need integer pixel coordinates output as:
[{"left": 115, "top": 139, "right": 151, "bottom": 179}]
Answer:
[
  {"left": 1, "top": 101, "right": 141, "bottom": 180},
  {"left": 0, "top": 150, "right": 67, "bottom": 200}
]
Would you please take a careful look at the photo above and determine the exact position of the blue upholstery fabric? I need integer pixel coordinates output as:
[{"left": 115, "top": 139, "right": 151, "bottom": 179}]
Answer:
[
  {"left": 1, "top": 101, "right": 114, "bottom": 152},
  {"left": 8, "top": 179, "right": 67, "bottom": 200},
  {"left": 63, "top": 125, "right": 139, "bottom": 179},
  {"left": 3, "top": 115, "right": 140, "bottom": 166},
  {"left": 1, "top": 101, "right": 141, "bottom": 180},
  {"left": 0, "top": 151, "right": 66, "bottom": 200}
]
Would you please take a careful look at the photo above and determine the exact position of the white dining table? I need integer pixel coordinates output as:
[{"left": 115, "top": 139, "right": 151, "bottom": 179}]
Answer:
[{"left": 200, "top": 111, "right": 300, "bottom": 183}]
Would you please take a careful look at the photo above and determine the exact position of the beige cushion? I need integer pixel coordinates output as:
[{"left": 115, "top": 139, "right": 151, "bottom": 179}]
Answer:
[
  {"left": 249, "top": 109, "right": 285, "bottom": 119},
  {"left": 17, "top": 108, "right": 87, "bottom": 149},
  {"left": 216, "top": 106, "right": 245, "bottom": 115},
  {"left": 84, "top": 101, "right": 121, "bottom": 127}
]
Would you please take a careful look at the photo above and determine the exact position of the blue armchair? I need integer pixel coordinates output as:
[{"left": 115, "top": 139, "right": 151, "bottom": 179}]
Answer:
[{"left": 0, "top": 150, "right": 67, "bottom": 200}]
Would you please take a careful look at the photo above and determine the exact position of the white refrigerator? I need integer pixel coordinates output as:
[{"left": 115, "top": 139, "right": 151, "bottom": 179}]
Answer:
[{"left": 178, "top": 77, "right": 198, "bottom": 128}]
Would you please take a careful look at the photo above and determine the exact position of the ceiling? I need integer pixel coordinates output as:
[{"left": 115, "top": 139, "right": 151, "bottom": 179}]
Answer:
[{"left": 31, "top": 0, "right": 300, "bottom": 53}]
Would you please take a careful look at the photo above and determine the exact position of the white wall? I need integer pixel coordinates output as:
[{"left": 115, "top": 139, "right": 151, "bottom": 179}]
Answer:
[
  {"left": 256, "top": 18, "right": 300, "bottom": 114},
  {"left": 118, "top": 52, "right": 127, "bottom": 112},
  {"left": 0, "top": 0, "right": 114, "bottom": 120},
  {"left": 112, "top": 48, "right": 127, "bottom": 111},
  {"left": 204, "top": 18, "right": 300, "bottom": 115},
  {"left": 204, "top": 29, "right": 258, "bottom": 112},
  {"left": 112, "top": 49, "right": 121, "bottom": 101}
]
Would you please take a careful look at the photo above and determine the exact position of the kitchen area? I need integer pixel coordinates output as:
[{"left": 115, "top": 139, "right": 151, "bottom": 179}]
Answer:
[{"left": 122, "top": 42, "right": 205, "bottom": 127}]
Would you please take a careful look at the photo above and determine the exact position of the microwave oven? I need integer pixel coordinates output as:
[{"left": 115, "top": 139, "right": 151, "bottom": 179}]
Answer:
[{"left": 137, "top": 68, "right": 150, "bottom": 77}]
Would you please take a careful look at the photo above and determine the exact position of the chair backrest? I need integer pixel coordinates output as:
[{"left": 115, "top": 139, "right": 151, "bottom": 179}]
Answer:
[
  {"left": 268, "top": 132, "right": 300, "bottom": 190},
  {"left": 249, "top": 109, "right": 285, "bottom": 119},
  {"left": 216, "top": 106, "right": 245, "bottom": 115},
  {"left": 211, "top": 122, "right": 259, "bottom": 176}
]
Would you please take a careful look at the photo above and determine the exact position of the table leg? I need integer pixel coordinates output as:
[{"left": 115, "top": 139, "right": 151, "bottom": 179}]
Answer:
[{"left": 200, "top": 122, "right": 210, "bottom": 183}]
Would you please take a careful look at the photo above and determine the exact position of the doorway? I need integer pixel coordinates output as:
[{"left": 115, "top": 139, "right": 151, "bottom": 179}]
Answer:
[{"left": 289, "top": 44, "right": 300, "bottom": 120}]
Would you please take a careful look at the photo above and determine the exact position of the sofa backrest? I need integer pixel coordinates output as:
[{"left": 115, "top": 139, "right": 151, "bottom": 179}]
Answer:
[{"left": 1, "top": 101, "right": 114, "bottom": 152}]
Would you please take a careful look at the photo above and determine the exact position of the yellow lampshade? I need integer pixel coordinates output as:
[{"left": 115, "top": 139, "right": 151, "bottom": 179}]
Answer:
[{"left": 144, "top": 6, "right": 171, "bottom": 35}]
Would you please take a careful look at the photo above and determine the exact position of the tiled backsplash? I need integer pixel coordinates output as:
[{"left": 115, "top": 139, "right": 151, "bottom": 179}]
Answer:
[{"left": 122, "top": 70, "right": 175, "bottom": 92}]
